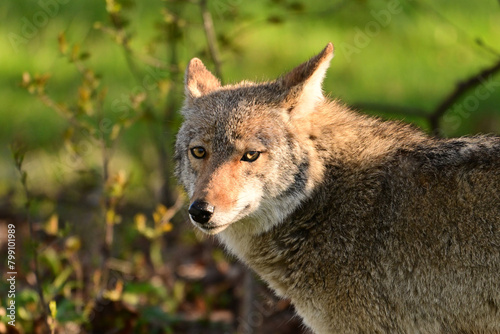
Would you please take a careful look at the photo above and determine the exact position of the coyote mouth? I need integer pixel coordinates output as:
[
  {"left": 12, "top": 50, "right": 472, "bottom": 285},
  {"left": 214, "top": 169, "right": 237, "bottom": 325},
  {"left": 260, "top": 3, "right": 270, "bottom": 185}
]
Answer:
[
  {"left": 193, "top": 221, "right": 232, "bottom": 234},
  {"left": 192, "top": 202, "right": 256, "bottom": 234},
  {"left": 201, "top": 224, "right": 231, "bottom": 234}
]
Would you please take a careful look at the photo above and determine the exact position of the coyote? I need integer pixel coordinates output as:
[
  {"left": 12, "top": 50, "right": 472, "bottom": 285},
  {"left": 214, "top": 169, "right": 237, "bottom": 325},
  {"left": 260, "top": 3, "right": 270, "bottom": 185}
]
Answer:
[{"left": 175, "top": 43, "right": 500, "bottom": 333}]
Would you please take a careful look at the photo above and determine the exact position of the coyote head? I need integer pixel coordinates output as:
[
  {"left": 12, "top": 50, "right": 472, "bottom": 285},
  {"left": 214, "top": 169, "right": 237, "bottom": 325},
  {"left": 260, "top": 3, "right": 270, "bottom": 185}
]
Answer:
[{"left": 175, "top": 43, "right": 334, "bottom": 235}]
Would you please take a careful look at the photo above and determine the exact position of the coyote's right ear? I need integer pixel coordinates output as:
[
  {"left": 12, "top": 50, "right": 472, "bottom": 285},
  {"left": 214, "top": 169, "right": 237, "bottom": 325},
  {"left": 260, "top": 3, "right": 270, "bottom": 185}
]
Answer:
[{"left": 185, "top": 58, "right": 221, "bottom": 99}]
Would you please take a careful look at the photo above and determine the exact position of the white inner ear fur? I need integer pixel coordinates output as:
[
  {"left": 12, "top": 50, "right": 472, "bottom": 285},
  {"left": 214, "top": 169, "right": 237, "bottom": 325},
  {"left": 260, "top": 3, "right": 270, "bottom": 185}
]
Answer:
[
  {"left": 186, "top": 82, "right": 202, "bottom": 99},
  {"left": 293, "top": 52, "right": 334, "bottom": 118},
  {"left": 184, "top": 58, "right": 221, "bottom": 100}
]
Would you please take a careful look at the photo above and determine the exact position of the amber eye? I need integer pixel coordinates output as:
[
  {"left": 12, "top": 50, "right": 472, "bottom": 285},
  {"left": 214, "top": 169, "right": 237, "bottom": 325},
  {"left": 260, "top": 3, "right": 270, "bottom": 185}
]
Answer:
[
  {"left": 241, "top": 151, "right": 260, "bottom": 162},
  {"left": 190, "top": 147, "right": 206, "bottom": 159}
]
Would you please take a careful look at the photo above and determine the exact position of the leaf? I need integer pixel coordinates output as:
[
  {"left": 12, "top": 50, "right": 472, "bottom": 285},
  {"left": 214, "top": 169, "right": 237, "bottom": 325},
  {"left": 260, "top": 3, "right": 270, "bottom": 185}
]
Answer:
[
  {"left": 70, "top": 44, "right": 80, "bottom": 62},
  {"left": 153, "top": 204, "right": 168, "bottom": 225},
  {"left": 288, "top": 1, "right": 305, "bottom": 12},
  {"left": 106, "top": 209, "right": 116, "bottom": 225},
  {"left": 134, "top": 213, "right": 147, "bottom": 232},
  {"left": 115, "top": 169, "right": 127, "bottom": 186},
  {"left": 52, "top": 267, "right": 73, "bottom": 292},
  {"left": 11, "top": 145, "right": 25, "bottom": 167},
  {"left": 152, "top": 212, "right": 161, "bottom": 225},
  {"left": 173, "top": 281, "right": 185, "bottom": 303},
  {"left": 65, "top": 236, "right": 81, "bottom": 252},
  {"left": 123, "top": 281, "right": 158, "bottom": 295},
  {"left": 150, "top": 239, "right": 163, "bottom": 270},
  {"left": 21, "top": 171, "right": 27, "bottom": 185},
  {"left": 49, "top": 300, "right": 57, "bottom": 319},
  {"left": 22, "top": 72, "right": 31, "bottom": 86},
  {"left": 139, "top": 305, "right": 176, "bottom": 324},
  {"left": 79, "top": 52, "right": 91, "bottom": 61},
  {"left": 110, "top": 124, "right": 121, "bottom": 141},
  {"left": 105, "top": 0, "right": 122, "bottom": 13},
  {"left": 58, "top": 33, "right": 67, "bottom": 55},
  {"left": 103, "top": 280, "right": 123, "bottom": 301},
  {"left": 44, "top": 214, "right": 59, "bottom": 236},
  {"left": 78, "top": 86, "right": 91, "bottom": 103},
  {"left": 160, "top": 222, "right": 173, "bottom": 233},
  {"left": 267, "top": 15, "right": 284, "bottom": 24},
  {"left": 41, "top": 248, "right": 62, "bottom": 275}
]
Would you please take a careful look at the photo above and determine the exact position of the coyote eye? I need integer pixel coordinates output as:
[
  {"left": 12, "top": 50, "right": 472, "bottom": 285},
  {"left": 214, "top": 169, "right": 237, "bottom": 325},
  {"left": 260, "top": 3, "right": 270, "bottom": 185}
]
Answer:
[
  {"left": 190, "top": 147, "right": 206, "bottom": 159},
  {"left": 241, "top": 151, "right": 260, "bottom": 162}
]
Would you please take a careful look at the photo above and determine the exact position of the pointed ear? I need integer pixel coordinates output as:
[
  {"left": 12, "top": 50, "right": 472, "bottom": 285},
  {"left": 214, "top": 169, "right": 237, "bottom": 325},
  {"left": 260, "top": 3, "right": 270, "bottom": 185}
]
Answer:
[
  {"left": 185, "top": 58, "right": 221, "bottom": 99},
  {"left": 279, "top": 43, "right": 334, "bottom": 112}
]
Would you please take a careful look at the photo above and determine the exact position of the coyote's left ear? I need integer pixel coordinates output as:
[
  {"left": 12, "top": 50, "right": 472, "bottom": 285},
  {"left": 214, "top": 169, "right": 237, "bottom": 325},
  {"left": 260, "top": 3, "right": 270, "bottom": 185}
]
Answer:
[
  {"left": 184, "top": 58, "right": 221, "bottom": 100},
  {"left": 279, "top": 43, "right": 334, "bottom": 113}
]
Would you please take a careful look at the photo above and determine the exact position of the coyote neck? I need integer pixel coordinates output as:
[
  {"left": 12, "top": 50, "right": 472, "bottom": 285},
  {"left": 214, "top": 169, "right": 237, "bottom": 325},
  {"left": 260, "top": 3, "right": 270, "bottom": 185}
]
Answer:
[{"left": 217, "top": 108, "right": 429, "bottom": 295}]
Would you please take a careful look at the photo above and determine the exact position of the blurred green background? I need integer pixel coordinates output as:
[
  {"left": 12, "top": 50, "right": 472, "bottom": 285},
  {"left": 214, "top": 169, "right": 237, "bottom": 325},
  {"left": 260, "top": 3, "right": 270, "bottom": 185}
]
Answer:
[{"left": 1, "top": 0, "right": 499, "bottom": 333}]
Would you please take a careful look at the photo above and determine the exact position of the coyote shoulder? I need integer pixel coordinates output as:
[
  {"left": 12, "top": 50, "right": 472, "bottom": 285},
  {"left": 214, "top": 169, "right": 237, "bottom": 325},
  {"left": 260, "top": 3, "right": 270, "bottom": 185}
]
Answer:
[{"left": 175, "top": 43, "right": 500, "bottom": 333}]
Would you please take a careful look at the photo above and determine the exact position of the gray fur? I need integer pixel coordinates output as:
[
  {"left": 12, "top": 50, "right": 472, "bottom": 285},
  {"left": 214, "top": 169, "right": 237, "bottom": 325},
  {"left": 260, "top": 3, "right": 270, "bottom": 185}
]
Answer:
[{"left": 175, "top": 43, "right": 500, "bottom": 333}]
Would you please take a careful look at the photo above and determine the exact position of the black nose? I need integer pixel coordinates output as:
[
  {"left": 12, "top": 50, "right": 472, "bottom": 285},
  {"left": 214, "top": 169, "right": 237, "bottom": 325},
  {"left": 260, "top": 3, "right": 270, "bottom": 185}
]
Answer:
[{"left": 188, "top": 200, "right": 214, "bottom": 224}]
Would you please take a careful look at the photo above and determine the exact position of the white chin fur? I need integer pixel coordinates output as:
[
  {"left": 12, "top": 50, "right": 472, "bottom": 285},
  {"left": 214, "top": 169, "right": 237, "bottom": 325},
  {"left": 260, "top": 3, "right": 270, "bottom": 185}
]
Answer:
[{"left": 216, "top": 191, "right": 308, "bottom": 260}]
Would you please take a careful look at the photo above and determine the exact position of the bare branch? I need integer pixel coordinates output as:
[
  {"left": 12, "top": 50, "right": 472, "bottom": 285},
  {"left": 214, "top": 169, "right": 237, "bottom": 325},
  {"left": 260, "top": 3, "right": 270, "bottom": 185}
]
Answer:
[
  {"left": 200, "top": 0, "right": 223, "bottom": 83},
  {"left": 11, "top": 148, "right": 50, "bottom": 332},
  {"left": 428, "top": 58, "right": 500, "bottom": 132},
  {"left": 353, "top": 57, "right": 500, "bottom": 135}
]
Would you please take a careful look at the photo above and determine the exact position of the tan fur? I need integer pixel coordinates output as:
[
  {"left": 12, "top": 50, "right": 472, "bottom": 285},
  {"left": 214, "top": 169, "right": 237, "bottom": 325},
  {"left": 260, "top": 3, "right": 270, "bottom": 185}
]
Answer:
[{"left": 175, "top": 43, "right": 500, "bottom": 333}]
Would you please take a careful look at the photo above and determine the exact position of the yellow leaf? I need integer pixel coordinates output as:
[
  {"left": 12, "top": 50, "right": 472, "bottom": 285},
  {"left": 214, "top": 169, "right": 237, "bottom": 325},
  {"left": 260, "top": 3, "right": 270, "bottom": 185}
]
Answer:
[
  {"left": 71, "top": 44, "right": 80, "bottom": 61},
  {"left": 106, "top": 209, "right": 115, "bottom": 225},
  {"left": 154, "top": 204, "right": 168, "bottom": 225},
  {"left": 103, "top": 280, "right": 123, "bottom": 301},
  {"left": 110, "top": 124, "right": 121, "bottom": 141},
  {"left": 105, "top": 0, "right": 121, "bottom": 13},
  {"left": 158, "top": 79, "right": 171, "bottom": 95},
  {"left": 58, "top": 33, "right": 67, "bottom": 55},
  {"left": 22, "top": 72, "right": 31, "bottom": 86},
  {"left": 49, "top": 300, "right": 57, "bottom": 318},
  {"left": 161, "top": 222, "right": 173, "bottom": 233},
  {"left": 134, "top": 213, "right": 147, "bottom": 232},
  {"left": 157, "top": 204, "right": 167, "bottom": 216},
  {"left": 44, "top": 214, "right": 58, "bottom": 236},
  {"left": 152, "top": 212, "right": 161, "bottom": 225},
  {"left": 79, "top": 86, "right": 91, "bottom": 102},
  {"left": 65, "top": 236, "right": 81, "bottom": 252},
  {"left": 115, "top": 169, "right": 127, "bottom": 186}
]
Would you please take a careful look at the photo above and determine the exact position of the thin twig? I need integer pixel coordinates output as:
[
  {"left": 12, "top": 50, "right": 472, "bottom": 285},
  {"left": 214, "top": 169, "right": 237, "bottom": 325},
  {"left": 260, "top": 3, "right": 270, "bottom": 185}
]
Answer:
[
  {"left": 200, "top": 0, "right": 223, "bottom": 83},
  {"left": 428, "top": 58, "right": 500, "bottom": 132},
  {"left": 38, "top": 94, "right": 81, "bottom": 128},
  {"left": 159, "top": 3, "right": 184, "bottom": 207},
  {"left": 409, "top": 0, "right": 500, "bottom": 59},
  {"left": 160, "top": 194, "right": 185, "bottom": 224},
  {"left": 11, "top": 148, "right": 50, "bottom": 332},
  {"left": 353, "top": 57, "right": 500, "bottom": 135}
]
